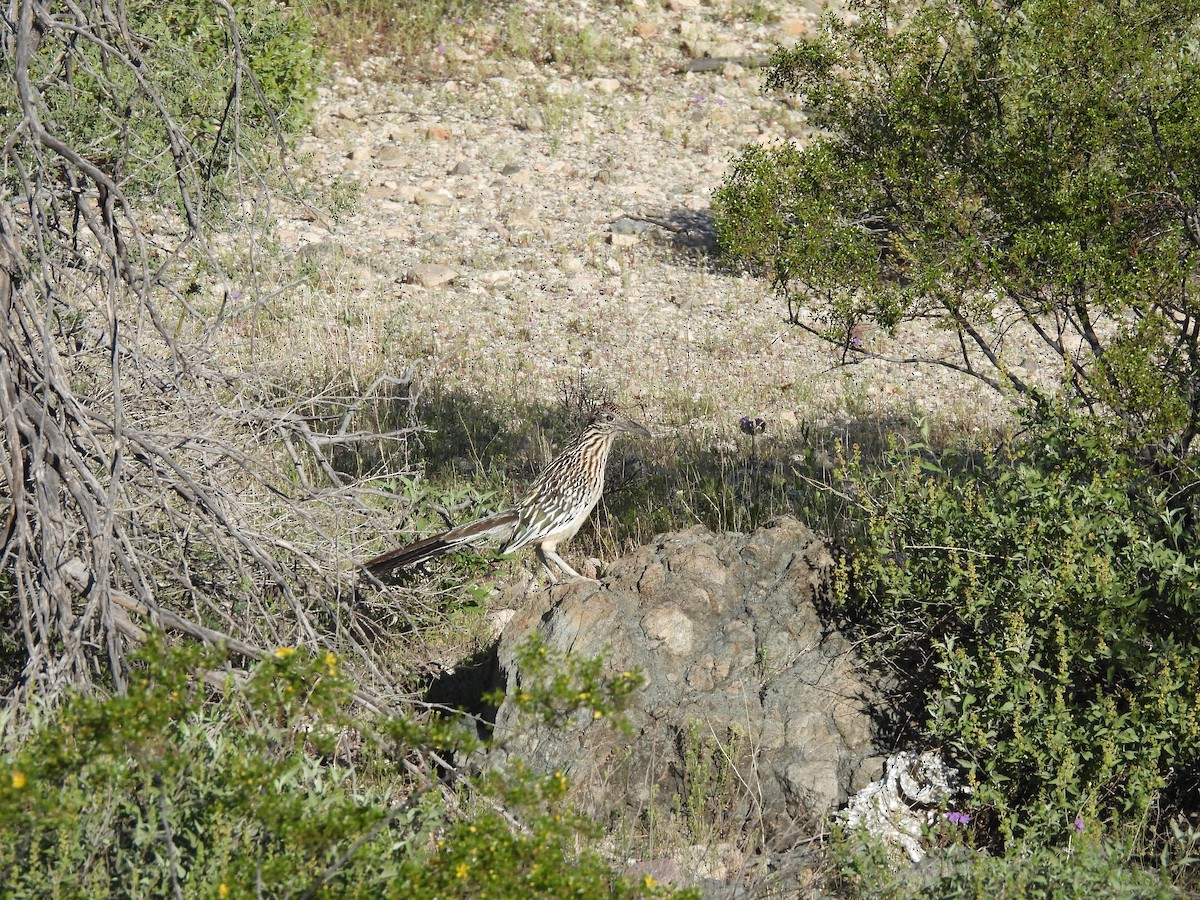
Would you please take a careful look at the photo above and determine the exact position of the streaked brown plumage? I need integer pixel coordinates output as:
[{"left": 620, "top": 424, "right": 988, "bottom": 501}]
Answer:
[{"left": 365, "top": 404, "right": 650, "bottom": 581}]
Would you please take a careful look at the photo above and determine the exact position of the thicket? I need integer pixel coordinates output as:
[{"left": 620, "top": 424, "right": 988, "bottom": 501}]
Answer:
[
  {"left": 715, "top": 0, "right": 1200, "bottom": 465},
  {"left": 0, "top": 639, "right": 673, "bottom": 897},
  {"left": 835, "top": 416, "right": 1200, "bottom": 847},
  {"left": 0, "top": 0, "right": 365, "bottom": 704},
  {"left": 715, "top": 0, "right": 1200, "bottom": 871}
]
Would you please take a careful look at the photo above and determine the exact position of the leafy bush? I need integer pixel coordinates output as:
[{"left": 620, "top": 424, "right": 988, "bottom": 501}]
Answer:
[
  {"left": 835, "top": 415, "right": 1200, "bottom": 846},
  {"left": 833, "top": 828, "right": 1183, "bottom": 899},
  {"left": 0, "top": 639, "right": 680, "bottom": 898},
  {"left": 3, "top": 0, "right": 320, "bottom": 203},
  {"left": 714, "top": 0, "right": 1200, "bottom": 460}
]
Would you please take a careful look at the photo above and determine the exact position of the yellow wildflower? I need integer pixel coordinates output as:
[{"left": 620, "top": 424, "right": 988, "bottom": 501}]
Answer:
[
  {"left": 273, "top": 647, "right": 295, "bottom": 659},
  {"left": 11, "top": 770, "right": 26, "bottom": 789},
  {"left": 218, "top": 884, "right": 229, "bottom": 898},
  {"left": 455, "top": 862, "right": 469, "bottom": 879}
]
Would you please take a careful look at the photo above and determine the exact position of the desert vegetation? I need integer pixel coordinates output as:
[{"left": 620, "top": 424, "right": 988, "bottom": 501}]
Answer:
[{"left": 2, "top": 0, "right": 1199, "bottom": 895}]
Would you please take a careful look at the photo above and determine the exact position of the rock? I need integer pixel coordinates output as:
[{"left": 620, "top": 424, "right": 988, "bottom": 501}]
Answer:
[
  {"left": 449, "top": 159, "right": 475, "bottom": 176},
  {"left": 838, "top": 751, "right": 970, "bottom": 863},
  {"left": 634, "top": 20, "right": 659, "bottom": 40},
  {"left": 425, "top": 124, "right": 452, "bottom": 140},
  {"left": 415, "top": 189, "right": 453, "bottom": 207},
  {"left": 488, "top": 518, "right": 882, "bottom": 850},
  {"left": 593, "top": 77, "right": 622, "bottom": 95},
  {"left": 403, "top": 263, "right": 459, "bottom": 288},
  {"left": 607, "top": 233, "right": 639, "bottom": 247},
  {"left": 517, "top": 108, "right": 545, "bottom": 132},
  {"left": 375, "top": 144, "right": 409, "bottom": 165},
  {"left": 610, "top": 216, "right": 652, "bottom": 235}
]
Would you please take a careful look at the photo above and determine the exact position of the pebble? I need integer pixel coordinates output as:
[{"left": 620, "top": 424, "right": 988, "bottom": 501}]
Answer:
[
  {"left": 416, "top": 189, "right": 453, "bottom": 206},
  {"left": 634, "top": 21, "right": 658, "bottom": 39},
  {"left": 404, "top": 264, "right": 459, "bottom": 288},
  {"left": 376, "top": 145, "right": 409, "bottom": 165},
  {"left": 517, "top": 109, "right": 545, "bottom": 132},
  {"left": 610, "top": 217, "right": 652, "bottom": 235},
  {"left": 425, "top": 124, "right": 452, "bottom": 140}
]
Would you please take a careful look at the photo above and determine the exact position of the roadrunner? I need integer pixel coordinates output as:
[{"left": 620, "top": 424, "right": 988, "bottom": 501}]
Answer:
[{"left": 365, "top": 405, "right": 650, "bottom": 581}]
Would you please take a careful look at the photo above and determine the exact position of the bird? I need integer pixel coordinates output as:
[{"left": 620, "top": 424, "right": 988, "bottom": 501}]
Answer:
[{"left": 364, "top": 404, "right": 651, "bottom": 582}]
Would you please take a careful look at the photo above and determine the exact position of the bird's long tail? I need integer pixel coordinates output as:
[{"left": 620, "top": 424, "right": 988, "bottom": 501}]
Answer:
[{"left": 364, "top": 510, "right": 520, "bottom": 576}]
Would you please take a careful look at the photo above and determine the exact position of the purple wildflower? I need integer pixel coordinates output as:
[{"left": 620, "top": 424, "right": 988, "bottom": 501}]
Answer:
[
  {"left": 1074, "top": 816, "right": 1085, "bottom": 834},
  {"left": 739, "top": 416, "right": 766, "bottom": 435},
  {"left": 945, "top": 811, "right": 971, "bottom": 826}
]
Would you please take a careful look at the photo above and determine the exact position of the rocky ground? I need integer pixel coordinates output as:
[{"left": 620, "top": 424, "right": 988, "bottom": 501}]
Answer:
[{"left": 253, "top": 0, "right": 1026, "bottom": 442}]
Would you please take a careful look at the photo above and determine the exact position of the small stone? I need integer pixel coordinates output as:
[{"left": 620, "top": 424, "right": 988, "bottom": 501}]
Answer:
[
  {"left": 604, "top": 257, "right": 621, "bottom": 274},
  {"left": 610, "top": 217, "right": 651, "bottom": 235},
  {"left": 449, "top": 159, "right": 474, "bottom": 176},
  {"left": 593, "top": 77, "right": 621, "bottom": 95},
  {"left": 395, "top": 185, "right": 422, "bottom": 203},
  {"left": 500, "top": 163, "right": 523, "bottom": 176},
  {"left": 375, "top": 144, "right": 407, "bottom": 163},
  {"left": 425, "top": 124, "right": 452, "bottom": 140},
  {"left": 348, "top": 146, "right": 372, "bottom": 161},
  {"left": 403, "top": 264, "right": 459, "bottom": 288},
  {"left": 517, "top": 108, "right": 545, "bottom": 132},
  {"left": 415, "top": 189, "right": 453, "bottom": 207},
  {"left": 607, "top": 233, "right": 639, "bottom": 247},
  {"left": 634, "top": 20, "right": 658, "bottom": 39}
]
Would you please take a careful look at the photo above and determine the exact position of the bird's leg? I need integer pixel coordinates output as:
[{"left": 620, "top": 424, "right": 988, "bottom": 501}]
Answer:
[
  {"left": 539, "top": 544, "right": 598, "bottom": 583},
  {"left": 534, "top": 546, "right": 561, "bottom": 583}
]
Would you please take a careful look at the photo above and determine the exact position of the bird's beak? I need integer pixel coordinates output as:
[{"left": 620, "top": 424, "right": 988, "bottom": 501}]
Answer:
[{"left": 625, "top": 418, "right": 651, "bottom": 439}]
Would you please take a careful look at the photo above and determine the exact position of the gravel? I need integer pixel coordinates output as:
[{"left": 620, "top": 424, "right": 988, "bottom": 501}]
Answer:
[{"left": 259, "top": 0, "right": 1023, "bottom": 437}]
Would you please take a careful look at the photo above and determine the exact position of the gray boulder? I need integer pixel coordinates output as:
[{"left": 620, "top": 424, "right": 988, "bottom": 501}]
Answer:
[{"left": 488, "top": 517, "right": 885, "bottom": 849}]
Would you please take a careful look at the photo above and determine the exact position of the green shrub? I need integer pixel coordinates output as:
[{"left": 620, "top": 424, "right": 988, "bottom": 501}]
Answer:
[
  {"left": 0, "top": 639, "right": 682, "bottom": 898},
  {"left": 837, "top": 415, "right": 1200, "bottom": 846},
  {"left": 833, "top": 827, "right": 1181, "bottom": 899},
  {"left": 714, "top": 0, "right": 1200, "bottom": 461}
]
